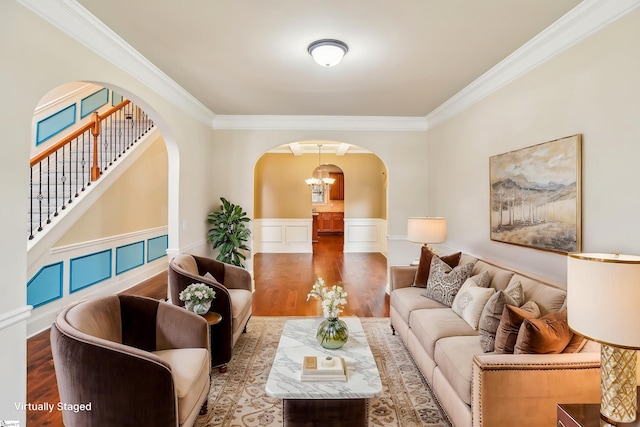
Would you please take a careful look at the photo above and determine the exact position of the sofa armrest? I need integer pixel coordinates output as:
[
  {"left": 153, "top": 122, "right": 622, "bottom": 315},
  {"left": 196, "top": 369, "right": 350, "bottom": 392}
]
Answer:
[
  {"left": 390, "top": 265, "right": 417, "bottom": 292},
  {"left": 472, "top": 352, "right": 601, "bottom": 427}
]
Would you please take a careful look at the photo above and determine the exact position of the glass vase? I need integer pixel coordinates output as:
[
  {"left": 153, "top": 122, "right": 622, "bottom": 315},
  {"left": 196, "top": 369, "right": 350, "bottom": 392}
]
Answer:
[
  {"left": 185, "top": 300, "right": 211, "bottom": 315},
  {"left": 316, "top": 317, "right": 349, "bottom": 349}
]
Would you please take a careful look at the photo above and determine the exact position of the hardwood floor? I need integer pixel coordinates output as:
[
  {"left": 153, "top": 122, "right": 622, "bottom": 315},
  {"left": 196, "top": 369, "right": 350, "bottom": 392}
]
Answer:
[{"left": 26, "top": 234, "right": 388, "bottom": 426}]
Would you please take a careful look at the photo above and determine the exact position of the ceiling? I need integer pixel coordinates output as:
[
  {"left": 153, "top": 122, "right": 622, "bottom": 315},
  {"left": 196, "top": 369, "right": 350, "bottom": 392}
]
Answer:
[{"left": 75, "top": 0, "right": 581, "bottom": 118}]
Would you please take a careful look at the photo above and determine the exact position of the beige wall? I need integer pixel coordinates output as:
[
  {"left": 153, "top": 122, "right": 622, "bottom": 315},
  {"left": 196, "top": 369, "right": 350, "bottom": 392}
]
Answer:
[
  {"left": 55, "top": 133, "right": 168, "bottom": 246},
  {"left": 427, "top": 8, "right": 640, "bottom": 284},
  {"left": 254, "top": 152, "right": 386, "bottom": 219}
]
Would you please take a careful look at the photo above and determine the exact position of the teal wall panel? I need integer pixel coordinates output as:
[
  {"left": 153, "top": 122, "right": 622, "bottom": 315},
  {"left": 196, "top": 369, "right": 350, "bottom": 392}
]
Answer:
[
  {"left": 147, "top": 235, "right": 168, "bottom": 262},
  {"left": 27, "top": 262, "right": 63, "bottom": 308},
  {"left": 112, "top": 90, "right": 124, "bottom": 106},
  {"left": 36, "top": 104, "right": 76, "bottom": 146},
  {"left": 116, "top": 241, "right": 145, "bottom": 275},
  {"left": 80, "top": 88, "right": 109, "bottom": 118},
  {"left": 70, "top": 249, "right": 112, "bottom": 293}
]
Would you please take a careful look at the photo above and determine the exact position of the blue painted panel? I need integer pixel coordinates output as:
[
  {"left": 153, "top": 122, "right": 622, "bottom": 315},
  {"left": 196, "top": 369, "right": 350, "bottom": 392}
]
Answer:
[
  {"left": 80, "top": 88, "right": 109, "bottom": 118},
  {"left": 70, "top": 249, "right": 112, "bottom": 293},
  {"left": 27, "top": 262, "right": 63, "bottom": 308},
  {"left": 36, "top": 104, "right": 77, "bottom": 146},
  {"left": 112, "top": 91, "right": 124, "bottom": 106},
  {"left": 147, "top": 235, "right": 168, "bottom": 262},
  {"left": 116, "top": 241, "right": 145, "bottom": 275}
]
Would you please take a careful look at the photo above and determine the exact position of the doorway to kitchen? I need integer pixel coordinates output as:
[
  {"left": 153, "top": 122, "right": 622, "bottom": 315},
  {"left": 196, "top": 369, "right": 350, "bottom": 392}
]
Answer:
[{"left": 312, "top": 164, "right": 344, "bottom": 253}]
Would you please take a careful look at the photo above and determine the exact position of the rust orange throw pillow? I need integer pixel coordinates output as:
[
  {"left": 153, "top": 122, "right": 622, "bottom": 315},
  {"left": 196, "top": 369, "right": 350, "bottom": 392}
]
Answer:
[
  {"left": 494, "top": 301, "right": 540, "bottom": 354},
  {"left": 413, "top": 247, "right": 461, "bottom": 287},
  {"left": 514, "top": 310, "right": 574, "bottom": 354}
]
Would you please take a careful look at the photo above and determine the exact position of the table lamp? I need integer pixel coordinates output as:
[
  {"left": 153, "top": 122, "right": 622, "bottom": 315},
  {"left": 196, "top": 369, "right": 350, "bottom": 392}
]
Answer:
[
  {"left": 567, "top": 253, "right": 640, "bottom": 424},
  {"left": 407, "top": 217, "right": 446, "bottom": 262}
]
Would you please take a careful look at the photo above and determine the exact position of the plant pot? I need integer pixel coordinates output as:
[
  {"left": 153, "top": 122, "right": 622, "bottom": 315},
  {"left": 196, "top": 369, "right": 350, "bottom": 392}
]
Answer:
[
  {"left": 185, "top": 300, "right": 212, "bottom": 315},
  {"left": 316, "top": 317, "right": 349, "bottom": 349}
]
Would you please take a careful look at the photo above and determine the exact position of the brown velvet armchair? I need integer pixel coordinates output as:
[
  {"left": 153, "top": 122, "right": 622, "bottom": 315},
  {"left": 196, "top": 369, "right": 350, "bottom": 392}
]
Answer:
[
  {"left": 50, "top": 295, "right": 210, "bottom": 427},
  {"left": 168, "top": 254, "right": 252, "bottom": 371}
]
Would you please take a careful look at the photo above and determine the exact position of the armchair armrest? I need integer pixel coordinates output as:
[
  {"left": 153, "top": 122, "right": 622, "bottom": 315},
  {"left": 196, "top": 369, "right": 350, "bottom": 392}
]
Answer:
[
  {"left": 471, "top": 352, "right": 601, "bottom": 427},
  {"left": 156, "top": 302, "right": 209, "bottom": 351},
  {"left": 390, "top": 265, "right": 417, "bottom": 292}
]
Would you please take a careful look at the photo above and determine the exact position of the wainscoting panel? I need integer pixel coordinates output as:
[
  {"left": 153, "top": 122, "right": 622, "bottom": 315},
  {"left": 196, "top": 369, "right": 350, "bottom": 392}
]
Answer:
[
  {"left": 253, "top": 218, "right": 387, "bottom": 254},
  {"left": 253, "top": 219, "right": 313, "bottom": 253},
  {"left": 27, "top": 262, "right": 63, "bottom": 308},
  {"left": 344, "top": 218, "right": 387, "bottom": 254},
  {"left": 36, "top": 104, "right": 76, "bottom": 145},
  {"left": 80, "top": 87, "right": 109, "bottom": 118},
  {"left": 27, "top": 226, "right": 168, "bottom": 337},
  {"left": 115, "top": 241, "right": 145, "bottom": 275},
  {"left": 70, "top": 249, "right": 112, "bottom": 293}
]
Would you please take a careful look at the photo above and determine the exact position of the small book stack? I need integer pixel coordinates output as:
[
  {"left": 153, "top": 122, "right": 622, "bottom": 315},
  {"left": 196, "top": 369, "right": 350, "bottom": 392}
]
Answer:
[{"left": 300, "top": 355, "right": 348, "bottom": 382}]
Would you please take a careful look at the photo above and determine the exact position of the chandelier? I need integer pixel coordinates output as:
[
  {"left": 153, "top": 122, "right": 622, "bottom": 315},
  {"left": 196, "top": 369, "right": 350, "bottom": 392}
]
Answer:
[{"left": 305, "top": 144, "right": 335, "bottom": 188}]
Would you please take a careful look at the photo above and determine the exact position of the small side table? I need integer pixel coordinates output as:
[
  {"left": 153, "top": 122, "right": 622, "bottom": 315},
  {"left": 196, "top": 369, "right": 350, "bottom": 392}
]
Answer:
[
  {"left": 558, "top": 389, "right": 640, "bottom": 427},
  {"left": 202, "top": 312, "right": 227, "bottom": 373}
]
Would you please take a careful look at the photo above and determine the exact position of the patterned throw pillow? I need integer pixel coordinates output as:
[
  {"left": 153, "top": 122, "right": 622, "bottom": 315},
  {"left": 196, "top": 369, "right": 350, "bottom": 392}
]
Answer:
[
  {"left": 452, "top": 277, "right": 496, "bottom": 330},
  {"left": 413, "top": 248, "right": 462, "bottom": 287},
  {"left": 478, "top": 282, "right": 524, "bottom": 352},
  {"left": 423, "top": 256, "right": 474, "bottom": 306}
]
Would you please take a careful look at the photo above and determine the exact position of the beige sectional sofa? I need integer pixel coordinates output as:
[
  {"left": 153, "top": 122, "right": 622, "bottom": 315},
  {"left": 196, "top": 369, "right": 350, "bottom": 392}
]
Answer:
[{"left": 390, "top": 253, "right": 601, "bottom": 427}]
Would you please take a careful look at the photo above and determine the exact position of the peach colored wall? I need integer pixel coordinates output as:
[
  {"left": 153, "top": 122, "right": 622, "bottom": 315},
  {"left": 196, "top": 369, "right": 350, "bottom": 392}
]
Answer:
[{"left": 254, "top": 152, "right": 386, "bottom": 219}]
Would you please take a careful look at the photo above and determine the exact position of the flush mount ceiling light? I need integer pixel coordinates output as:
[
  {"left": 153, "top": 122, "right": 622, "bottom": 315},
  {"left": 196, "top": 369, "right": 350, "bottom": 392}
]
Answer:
[{"left": 308, "top": 39, "right": 348, "bottom": 67}]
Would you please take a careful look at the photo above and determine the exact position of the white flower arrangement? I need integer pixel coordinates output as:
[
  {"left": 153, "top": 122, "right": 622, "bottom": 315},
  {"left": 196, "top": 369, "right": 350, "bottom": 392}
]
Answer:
[
  {"left": 306, "top": 277, "right": 348, "bottom": 319},
  {"left": 179, "top": 283, "right": 216, "bottom": 305}
]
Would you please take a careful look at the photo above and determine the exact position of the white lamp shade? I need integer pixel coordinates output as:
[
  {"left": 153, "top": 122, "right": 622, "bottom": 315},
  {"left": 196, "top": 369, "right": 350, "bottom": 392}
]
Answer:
[
  {"left": 567, "top": 253, "right": 640, "bottom": 349},
  {"left": 407, "top": 217, "right": 447, "bottom": 244}
]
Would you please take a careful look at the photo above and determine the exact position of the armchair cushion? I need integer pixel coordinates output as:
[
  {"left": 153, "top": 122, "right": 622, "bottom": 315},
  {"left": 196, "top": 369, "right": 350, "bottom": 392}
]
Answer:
[{"left": 154, "top": 348, "right": 210, "bottom": 425}]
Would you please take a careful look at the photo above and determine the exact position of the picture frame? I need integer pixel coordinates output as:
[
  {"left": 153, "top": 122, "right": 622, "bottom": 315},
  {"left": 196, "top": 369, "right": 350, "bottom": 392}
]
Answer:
[{"left": 489, "top": 134, "right": 582, "bottom": 254}]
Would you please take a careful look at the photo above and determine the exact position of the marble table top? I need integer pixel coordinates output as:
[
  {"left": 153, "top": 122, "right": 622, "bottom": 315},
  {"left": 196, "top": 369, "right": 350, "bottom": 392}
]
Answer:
[{"left": 265, "top": 317, "right": 382, "bottom": 399}]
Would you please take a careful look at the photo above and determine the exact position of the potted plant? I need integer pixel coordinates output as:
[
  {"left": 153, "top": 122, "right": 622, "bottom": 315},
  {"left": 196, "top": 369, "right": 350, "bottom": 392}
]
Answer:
[{"left": 207, "top": 197, "right": 251, "bottom": 268}]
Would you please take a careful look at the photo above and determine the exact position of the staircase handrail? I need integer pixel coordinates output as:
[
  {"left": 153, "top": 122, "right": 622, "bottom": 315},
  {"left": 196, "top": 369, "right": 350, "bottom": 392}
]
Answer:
[{"left": 30, "top": 100, "right": 130, "bottom": 167}]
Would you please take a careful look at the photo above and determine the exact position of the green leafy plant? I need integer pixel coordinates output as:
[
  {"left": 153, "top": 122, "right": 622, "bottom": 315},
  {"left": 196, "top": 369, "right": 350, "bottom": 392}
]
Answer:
[{"left": 207, "top": 197, "right": 251, "bottom": 267}]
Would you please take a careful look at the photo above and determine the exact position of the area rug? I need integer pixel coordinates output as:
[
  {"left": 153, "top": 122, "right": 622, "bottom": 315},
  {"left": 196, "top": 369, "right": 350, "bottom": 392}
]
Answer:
[{"left": 195, "top": 317, "right": 451, "bottom": 427}]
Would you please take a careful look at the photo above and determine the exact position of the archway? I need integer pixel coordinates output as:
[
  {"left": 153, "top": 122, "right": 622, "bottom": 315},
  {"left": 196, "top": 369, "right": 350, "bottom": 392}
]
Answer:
[{"left": 253, "top": 140, "right": 387, "bottom": 255}]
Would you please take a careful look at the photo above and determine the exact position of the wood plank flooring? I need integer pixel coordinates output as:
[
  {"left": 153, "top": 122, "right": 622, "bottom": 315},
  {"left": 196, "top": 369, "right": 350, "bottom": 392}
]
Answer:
[{"left": 26, "top": 234, "right": 388, "bottom": 426}]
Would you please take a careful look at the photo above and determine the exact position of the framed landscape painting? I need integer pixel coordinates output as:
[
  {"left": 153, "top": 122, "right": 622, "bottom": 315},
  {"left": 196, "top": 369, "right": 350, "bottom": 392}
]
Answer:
[{"left": 489, "top": 134, "right": 582, "bottom": 254}]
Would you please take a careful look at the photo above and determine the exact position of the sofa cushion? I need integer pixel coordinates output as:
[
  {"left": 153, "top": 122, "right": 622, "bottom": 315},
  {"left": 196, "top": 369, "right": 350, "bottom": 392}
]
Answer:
[
  {"left": 434, "top": 335, "right": 484, "bottom": 406},
  {"left": 514, "top": 310, "right": 573, "bottom": 354},
  {"left": 153, "top": 348, "right": 209, "bottom": 425},
  {"left": 409, "top": 308, "right": 478, "bottom": 359},
  {"left": 423, "top": 257, "right": 474, "bottom": 306},
  {"left": 494, "top": 301, "right": 540, "bottom": 354},
  {"left": 478, "top": 282, "right": 524, "bottom": 352},
  {"left": 509, "top": 274, "right": 566, "bottom": 315},
  {"left": 390, "top": 287, "right": 448, "bottom": 325},
  {"left": 471, "top": 261, "right": 515, "bottom": 291},
  {"left": 413, "top": 248, "right": 462, "bottom": 287},
  {"left": 452, "top": 278, "right": 495, "bottom": 330}
]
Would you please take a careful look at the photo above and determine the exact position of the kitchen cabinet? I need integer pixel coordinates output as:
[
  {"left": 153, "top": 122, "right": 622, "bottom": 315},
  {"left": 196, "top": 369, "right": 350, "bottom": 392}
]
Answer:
[
  {"left": 318, "top": 212, "right": 344, "bottom": 233},
  {"left": 329, "top": 173, "right": 344, "bottom": 200},
  {"left": 312, "top": 214, "right": 319, "bottom": 242}
]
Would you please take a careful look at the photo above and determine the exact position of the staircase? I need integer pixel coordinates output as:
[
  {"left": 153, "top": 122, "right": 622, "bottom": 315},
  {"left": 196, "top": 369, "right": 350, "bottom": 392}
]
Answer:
[{"left": 29, "top": 101, "right": 154, "bottom": 240}]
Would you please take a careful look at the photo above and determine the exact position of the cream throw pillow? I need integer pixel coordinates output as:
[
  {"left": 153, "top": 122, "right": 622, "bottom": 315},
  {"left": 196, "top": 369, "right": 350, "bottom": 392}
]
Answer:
[{"left": 452, "top": 277, "right": 496, "bottom": 330}]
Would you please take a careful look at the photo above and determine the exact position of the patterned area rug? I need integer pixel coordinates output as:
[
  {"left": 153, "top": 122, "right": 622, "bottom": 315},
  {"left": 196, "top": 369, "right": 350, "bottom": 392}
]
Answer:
[{"left": 195, "top": 317, "right": 451, "bottom": 427}]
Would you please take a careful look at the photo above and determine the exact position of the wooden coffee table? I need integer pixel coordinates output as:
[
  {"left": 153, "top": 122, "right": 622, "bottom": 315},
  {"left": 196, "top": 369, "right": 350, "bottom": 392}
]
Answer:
[{"left": 265, "top": 317, "right": 382, "bottom": 427}]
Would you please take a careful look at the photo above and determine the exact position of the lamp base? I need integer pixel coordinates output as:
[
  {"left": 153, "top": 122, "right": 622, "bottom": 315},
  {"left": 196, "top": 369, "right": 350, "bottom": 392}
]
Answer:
[{"left": 600, "top": 344, "right": 638, "bottom": 424}]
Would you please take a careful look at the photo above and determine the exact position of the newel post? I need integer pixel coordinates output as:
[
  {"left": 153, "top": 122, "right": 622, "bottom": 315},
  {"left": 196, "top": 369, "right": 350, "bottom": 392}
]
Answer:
[{"left": 90, "top": 111, "right": 101, "bottom": 181}]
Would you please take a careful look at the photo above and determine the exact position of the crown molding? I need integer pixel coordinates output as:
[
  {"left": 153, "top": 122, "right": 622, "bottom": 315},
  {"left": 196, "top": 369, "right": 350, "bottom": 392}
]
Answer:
[
  {"left": 17, "top": 0, "right": 216, "bottom": 126},
  {"left": 425, "top": 0, "right": 640, "bottom": 128},
  {"left": 213, "top": 115, "right": 428, "bottom": 132}
]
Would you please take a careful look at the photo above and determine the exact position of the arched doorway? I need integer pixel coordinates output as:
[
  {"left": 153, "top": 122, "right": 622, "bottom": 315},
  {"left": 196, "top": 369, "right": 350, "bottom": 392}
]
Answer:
[{"left": 253, "top": 141, "right": 387, "bottom": 255}]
